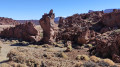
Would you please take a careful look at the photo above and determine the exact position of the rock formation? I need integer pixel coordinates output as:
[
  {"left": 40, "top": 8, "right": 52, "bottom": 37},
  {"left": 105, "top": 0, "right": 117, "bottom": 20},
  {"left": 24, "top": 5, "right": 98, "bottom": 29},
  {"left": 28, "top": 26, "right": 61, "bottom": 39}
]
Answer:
[
  {"left": 39, "top": 9, "right": 58, "bottom": 44},
  {"left": 92, "top": 10, "right": 120, "bottom": 33},
  {"left": 90, "top": 30, "right": 120, "bottom": 63},
  {"left": 57, "top": 11, "right": 103, "bottom": 44},
  {"left": 0, "top": 17, "right": 19, "bottom": 25},
  {"left": 0, "top": 22, "right": 38, "bottom": 42}
]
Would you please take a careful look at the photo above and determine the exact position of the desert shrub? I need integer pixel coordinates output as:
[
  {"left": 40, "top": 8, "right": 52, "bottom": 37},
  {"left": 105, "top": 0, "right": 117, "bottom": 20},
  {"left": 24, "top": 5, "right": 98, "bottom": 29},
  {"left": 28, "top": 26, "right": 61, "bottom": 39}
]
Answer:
[
  {"left": 86, "top": 44, "right": 93, "bottom": 48},
  {"left": 11, "top": 40, "right": 19, "bottom": 44},
  {"left": 28, "top": 45, "right": 42, "bottom": 48},
  {"left": 58, "top": 52, "right": 68, "bottom": 59},
  {"left": 103, "top": 59, "right": 115, "bottom": 66},
  {"left": 28, "top": 45, "right": 38, "bottom": 48},
  {"left": 11, "top": 63, "right": 27, "bottom": 67},
  {"left": 65, "top": 45, "right": 72, "bottom": 52},
  {"left": 110, "top": 65, "right": 118, "bottom": 67},
  {"left": 40, "top": 33, "right": 43, "bottom": 37},
  {"left": 22, "top": 41, "right": 29, "bottom": 44},
  {"left": 55, "top": 44, "right": 64, "bottom": 48},
  {"left": 35, "top": 46, "right": 42, "bottom": 48},
  {"left": 83, "top": 61, "right": 98, "bottom": 67},
  {"left": 42, "top": 44, "right": 52, "bottom": 48},
  {"left": 76, "top": 55, "right": 90, "bottom": 61},
  {"left": 57, "top": 40, "right": 64, "bottom": 44},
  {"left": 75, "top": 61, "right": 83, "bottom": 67},
  {"left": 0, "top": 46, "right": 1, "bottom": 53},
  {"left": 3, "top": 40, "right": 11, "bottom": 44},
  {"left": 90, "top": 56, "right": 101, "bottom": 62},
  {"left": 98, "top": 61, "right": 109, "bottom": 66},
  {"left": 43, "top": 53, "right": 52, "bottom": 59},
  {"left": 7, "top": 48, "right": 41, "bottom": 67},
  {"left": 44, "top": 48, "right": 56, "bottom": 52}
]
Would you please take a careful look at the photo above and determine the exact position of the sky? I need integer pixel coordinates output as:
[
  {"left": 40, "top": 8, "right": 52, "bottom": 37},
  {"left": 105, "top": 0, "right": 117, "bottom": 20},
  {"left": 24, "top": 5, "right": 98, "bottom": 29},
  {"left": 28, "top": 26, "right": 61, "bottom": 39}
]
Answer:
[{"left": 0, "top": 0, "right": 120, "bottom": 20}]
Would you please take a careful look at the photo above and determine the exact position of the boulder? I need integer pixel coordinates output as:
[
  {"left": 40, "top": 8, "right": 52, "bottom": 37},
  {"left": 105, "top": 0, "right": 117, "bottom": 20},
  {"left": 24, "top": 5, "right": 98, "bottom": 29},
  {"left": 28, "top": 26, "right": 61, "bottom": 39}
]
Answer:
[
  {"left": 0, "top": 22, "right": 38, "bottom": 42},
  {"left": 39, "top": 9, "right": 58, "bottom": 44}
]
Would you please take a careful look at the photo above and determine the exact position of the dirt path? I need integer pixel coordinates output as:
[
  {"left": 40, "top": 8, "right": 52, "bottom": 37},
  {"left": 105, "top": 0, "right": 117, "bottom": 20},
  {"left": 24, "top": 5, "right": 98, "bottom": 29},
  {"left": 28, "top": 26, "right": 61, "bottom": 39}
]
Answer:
[{"left": 0, "top": 43, "right": 17, "bottom": 63}]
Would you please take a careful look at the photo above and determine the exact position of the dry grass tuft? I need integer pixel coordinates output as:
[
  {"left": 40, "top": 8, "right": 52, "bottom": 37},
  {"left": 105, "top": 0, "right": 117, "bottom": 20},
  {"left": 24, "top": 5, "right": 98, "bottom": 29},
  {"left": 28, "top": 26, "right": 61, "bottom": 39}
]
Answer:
[
  {"left": 59, "top": 52, "right": 68, "bottom": 59},
  {"left": 75, "top": 61, "right": 83, "bottom": 67},
  {"left": 65, "top": 45, "right": 72, "bottom": 52},
  {"left": 103, "top": 59, "right": 115, "bottom": 66},
  {"left": 44, "top": 48, "right": 56, "bottom": 52},
  {"left": 90, "top": 56, "right": 101, "bottom": 62},
  {"left": 76, "top": 55, "right": 90, "bottom": 61}
]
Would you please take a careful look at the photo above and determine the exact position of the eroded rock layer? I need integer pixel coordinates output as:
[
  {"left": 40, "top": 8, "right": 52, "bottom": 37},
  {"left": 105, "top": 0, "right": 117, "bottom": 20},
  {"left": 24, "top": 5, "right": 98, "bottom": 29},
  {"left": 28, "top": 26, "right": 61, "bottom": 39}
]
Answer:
[{"left": 0, "top": 22, "right": 38, "bottom": 42}]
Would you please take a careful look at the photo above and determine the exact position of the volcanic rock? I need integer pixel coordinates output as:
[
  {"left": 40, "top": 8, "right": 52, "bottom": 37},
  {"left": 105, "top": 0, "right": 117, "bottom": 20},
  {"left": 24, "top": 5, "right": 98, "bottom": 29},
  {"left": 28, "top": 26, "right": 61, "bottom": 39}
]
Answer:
[
  {"left": 92, "top": 9, "right": 120, "bottom": 33},
  {"left": 0, "top": 22, "right": 38, "bottom": 42},
  {"left": 39, "top": 9, "right": 58, "bottom": 44},
  {"left": 91, "top": 29, "right": 120, "bottom": 63},
  {"left": 57, "top": 11, "right": 103, "bottom": 45}
]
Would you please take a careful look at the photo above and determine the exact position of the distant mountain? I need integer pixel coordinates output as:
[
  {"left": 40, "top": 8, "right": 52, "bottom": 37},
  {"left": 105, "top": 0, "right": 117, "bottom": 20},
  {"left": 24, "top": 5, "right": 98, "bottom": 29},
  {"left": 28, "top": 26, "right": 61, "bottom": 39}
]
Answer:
[
  {"left": 16, "top": 20, "right": 39, "bottom": 25},
  {"left": 16, "top": 17, "right": 61, "bottom": 25},
  {"left": 103, "top": 9, "right": 114, "bottom": 13},
  {"left": 89, "top": 9, "right": 120, "bottom": 13},
  {"left": 88, "top": 10, "right": 94, "bottom": 13},
  {"left": 54, "top": 17, "right": 60, "bottom": 24}
]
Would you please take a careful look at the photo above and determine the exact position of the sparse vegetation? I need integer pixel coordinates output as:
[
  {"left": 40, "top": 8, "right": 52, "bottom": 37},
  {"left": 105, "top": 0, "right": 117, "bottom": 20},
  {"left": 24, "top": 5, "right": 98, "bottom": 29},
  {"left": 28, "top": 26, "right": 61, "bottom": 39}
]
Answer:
[
  {"left": 83, "top": 61, "right": 98, "bottom": 67},
  {"left": 76, "top": 55, "right": 90, "bottom": 61},
  {"left": 42, "top": 44, "right": 52, "bottom": 48},
  {"left": 103, "top": 59, "right": 115, "bottom": 66},
  {"left": 75, "top": 61, "right": 83, "bottom": 67},
  {"left": 28, "top": 44, "right": 38, "bottom": 48},
  {"left": 58, "top": 52, "right": 68, "bottom": 59},
  {"left": 90, "top": 56, "right": 101, "bottom": 62},
  {"left": 65, "top": 45, "right": 72, "bottom": 52},
  {"left": 0, "top": 46, "right": 1, "bottom": 53},
  {"left": 43, "top": 53, "right": 52, "bottom": 59},
  {"left": 44, "top": 48, "right": 56, "bottom": 52}
]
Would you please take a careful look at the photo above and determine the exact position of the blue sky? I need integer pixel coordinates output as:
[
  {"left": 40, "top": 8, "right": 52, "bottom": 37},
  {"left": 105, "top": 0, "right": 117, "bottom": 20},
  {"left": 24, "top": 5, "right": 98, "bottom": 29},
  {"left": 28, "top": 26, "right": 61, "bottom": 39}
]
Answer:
[{"left": 0, "top": 0, "right": 120, "bottom": 20}]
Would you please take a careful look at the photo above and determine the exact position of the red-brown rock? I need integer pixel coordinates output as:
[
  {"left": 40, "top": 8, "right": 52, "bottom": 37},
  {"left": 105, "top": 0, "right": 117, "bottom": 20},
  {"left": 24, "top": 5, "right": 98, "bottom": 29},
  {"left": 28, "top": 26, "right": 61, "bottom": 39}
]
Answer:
[
  {"left": 92, "top": 9, "right": 120, "bottom": 33},
  {"left": 39, "top": 9, "right": 58, "bottom": 44},
  {"left": 0, "top": 22, "right": 38, "bottom": 42},
  {"left": 57, "top": 11, "right": 103, "bottom": 44},
  {"left": 0, "top": 17, "right": 19, "bottom": 25},
  {"left": 91, "top": 30, "right": 120, "bottom": 62}
]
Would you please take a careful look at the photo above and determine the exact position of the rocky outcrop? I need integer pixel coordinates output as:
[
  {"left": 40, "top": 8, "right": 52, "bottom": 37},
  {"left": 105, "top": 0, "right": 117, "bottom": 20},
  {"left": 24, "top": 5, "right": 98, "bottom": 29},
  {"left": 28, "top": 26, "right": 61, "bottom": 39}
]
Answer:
[
  {"left": 57, "top": 11, "right": 103, "bottom": 44},
  {"left": 0, "top": 22, "right": 38, "bottom": 42},
  {"left": 39, "top": 9, "right": 58, "bottom": 44},
  {"left": 90, "top": 30, "right": 120, "bottom": 63},
  {"left": 0, "top": 17, "right": 19, "bottom": 25},
  {"left": 92, "top": 9, "right": 120, "bottom": 33}
]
